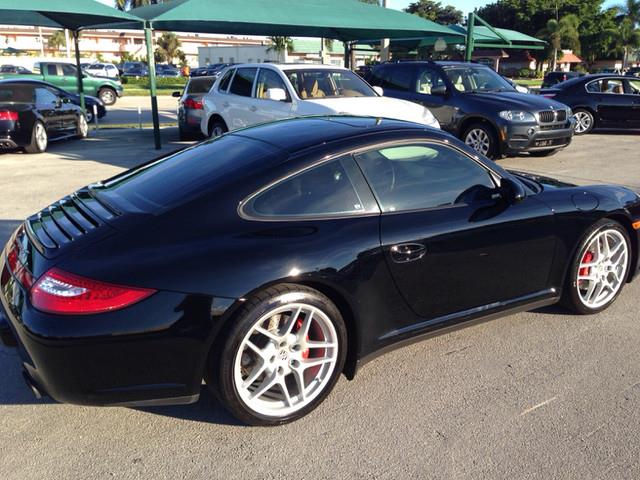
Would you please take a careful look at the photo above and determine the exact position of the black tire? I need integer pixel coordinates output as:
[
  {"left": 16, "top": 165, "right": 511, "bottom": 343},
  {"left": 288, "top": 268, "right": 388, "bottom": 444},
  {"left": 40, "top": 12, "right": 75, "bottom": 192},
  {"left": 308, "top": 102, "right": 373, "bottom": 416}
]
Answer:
[
  {"left": 98, "top": 87, "right": 117, "bottom": 106},
  {"left": 24, "top": 121, "right": 47, "bottom": 154},
  {"left": 462, "top": 122, "right": 499, "bottom": 159},
  {"left": 529, "top": 149, "right": 559, "bottom": 157},
  {"left": 85, "top": 110, "right": 95, "bottom": 124},
  {"left": 562, "top": 219, "right": 631, "bottom": 315},
  {"left": 207, "top": 284, "right": 347, "bottom": 426},
  {"left": 573, "top": 108, "right": 595, "bottom": 135},
  {"left": 207, "top": 117, "right": 228, "bottom": 138},
  {"left": 76, "top": 114, "right": 88, "bottom": 139}
]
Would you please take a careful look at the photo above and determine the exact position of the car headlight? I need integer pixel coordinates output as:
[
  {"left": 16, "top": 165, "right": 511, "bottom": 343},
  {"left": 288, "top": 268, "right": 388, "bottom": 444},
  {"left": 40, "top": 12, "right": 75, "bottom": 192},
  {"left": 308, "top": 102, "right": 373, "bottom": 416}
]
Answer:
[{"left": 499, "top": 110, "right": 536, "bottom": 122}]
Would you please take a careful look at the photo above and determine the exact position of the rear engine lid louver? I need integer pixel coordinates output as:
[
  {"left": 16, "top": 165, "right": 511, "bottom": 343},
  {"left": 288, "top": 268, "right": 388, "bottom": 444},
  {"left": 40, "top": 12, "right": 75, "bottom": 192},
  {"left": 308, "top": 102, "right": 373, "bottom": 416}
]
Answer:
[{"left": 26, "top": 187, "right": 119, "bottom": 257}]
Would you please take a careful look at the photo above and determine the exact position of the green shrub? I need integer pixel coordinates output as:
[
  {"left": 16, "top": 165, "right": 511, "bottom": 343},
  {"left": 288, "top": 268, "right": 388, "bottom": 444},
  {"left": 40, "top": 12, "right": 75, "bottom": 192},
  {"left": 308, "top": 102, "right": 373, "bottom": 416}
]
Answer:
[
  {"left": 517, "top": 68, "right": 531, "bottom": 78},
  {"left": 121, "top": 76, "right": 187, "bottom": 87}
]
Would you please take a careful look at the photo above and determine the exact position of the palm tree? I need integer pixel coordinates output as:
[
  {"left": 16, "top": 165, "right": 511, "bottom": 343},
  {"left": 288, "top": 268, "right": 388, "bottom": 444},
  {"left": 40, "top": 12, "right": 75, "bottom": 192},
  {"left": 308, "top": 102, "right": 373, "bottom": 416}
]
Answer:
[
  {"left": 537, "top": 14, "right": 581, "bottom": 71},
  {"left": 267, "top": 36, "right": 294, "bottom": 61},
  {"left": 47, "top": 30, "right": 66, "bottom": 56},
  {"left": 607, "top": 18, "right": 640, "bottom": 68},
  {"left": 615, "top": 0, "right": 640, "bottom": 24},
  {"left": 155, "top": 32, "right": 182, "bottom": 64}
]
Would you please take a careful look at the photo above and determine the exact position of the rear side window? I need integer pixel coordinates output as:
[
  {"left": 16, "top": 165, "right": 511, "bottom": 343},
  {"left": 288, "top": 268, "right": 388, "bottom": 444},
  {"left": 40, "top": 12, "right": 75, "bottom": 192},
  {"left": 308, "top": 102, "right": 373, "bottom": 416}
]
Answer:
[
  {"left": 0, "top": 84, "right": 34, "bottom": 103},
  {"left": 246, "top": 158, "right": 366, "bottom": 218},
  {"left": 229, "top": 68, "right": 257, "bottom": 97},
  {"left": 46, "top": 65, "right": 58, "bottom": 76},
  {"left": 354, "top": 144, "right": 495, "bottom": 212},
  {"left": 187, "top": 77, "right": 216, "bottom": 94},
  {"left": 371, "top": 66, "right": 414, "bottom": 92},
  {"left": 218, "top": 69, "right": 234, "bottom": 92}
]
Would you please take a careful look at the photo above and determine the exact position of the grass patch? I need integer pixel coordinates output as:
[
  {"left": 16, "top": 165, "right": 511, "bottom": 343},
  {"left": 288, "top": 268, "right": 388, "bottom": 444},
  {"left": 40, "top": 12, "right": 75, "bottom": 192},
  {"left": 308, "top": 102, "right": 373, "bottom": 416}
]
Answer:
[
  {"left": 513, "top": 78, "right": 543, "bottom": 87},
  {"left": 123, "top": 85, "right": 182, "bottom": 96}
]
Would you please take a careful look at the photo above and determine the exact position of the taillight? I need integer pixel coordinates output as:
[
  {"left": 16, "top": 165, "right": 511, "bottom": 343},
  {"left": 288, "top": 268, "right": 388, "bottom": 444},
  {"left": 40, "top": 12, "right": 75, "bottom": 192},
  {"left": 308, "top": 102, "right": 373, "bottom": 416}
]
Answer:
[
  {"left": 0, "top": 111, "right": 18, "bottom": 121},
  {"left": 5, "top": 230, "right": 34, "bottom": 289},
  {"left": 31, "top": 268, "right": 156, "bottom": 315},
  {"left": 184, "top": 98, "right": 203, "bottom": 110}
]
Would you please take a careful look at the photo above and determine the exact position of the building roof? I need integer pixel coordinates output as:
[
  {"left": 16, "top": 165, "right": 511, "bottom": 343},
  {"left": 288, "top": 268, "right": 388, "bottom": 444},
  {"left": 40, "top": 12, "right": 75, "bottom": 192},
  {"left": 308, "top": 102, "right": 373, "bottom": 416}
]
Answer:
[{"left": 558, "top": 52, "right": 582, "bottom": 64}]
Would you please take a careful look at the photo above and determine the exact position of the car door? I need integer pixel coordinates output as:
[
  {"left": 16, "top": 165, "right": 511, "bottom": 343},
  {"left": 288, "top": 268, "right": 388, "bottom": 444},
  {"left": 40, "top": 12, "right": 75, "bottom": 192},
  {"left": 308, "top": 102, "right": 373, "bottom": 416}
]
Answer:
[
  {"left": 353, "top": 141, "right": 558, "bottom": 324},
  {"left": 226, "top": 67, "right": 258, "bottom": 129},
  {"left": 60, "top": 64, "right": 80, "bottom": 92},
  {"left": 250, "top": 67, "right": 294, "bottom": 124},
  {"left": 624, "top": 78, "right": 640, "bottom": 126},
  {"left": 588, "top": 78, "right": 631, "bottom": 125},
  {"left": 412, "top": 65, "right": 457, "bottom": 129},
  {"left": 34, "top": 86, "right": 63, "bottom": 135}
]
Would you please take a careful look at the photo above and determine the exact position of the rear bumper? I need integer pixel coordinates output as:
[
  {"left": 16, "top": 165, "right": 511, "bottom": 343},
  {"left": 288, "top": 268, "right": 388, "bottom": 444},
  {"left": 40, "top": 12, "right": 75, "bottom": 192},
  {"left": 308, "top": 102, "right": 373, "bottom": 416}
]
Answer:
[
  {"left": 501, "top": 118, "right": 576, "bottom": 154},
  {"left": 0, "top": 244, "right": 235, "bottom": 406}
]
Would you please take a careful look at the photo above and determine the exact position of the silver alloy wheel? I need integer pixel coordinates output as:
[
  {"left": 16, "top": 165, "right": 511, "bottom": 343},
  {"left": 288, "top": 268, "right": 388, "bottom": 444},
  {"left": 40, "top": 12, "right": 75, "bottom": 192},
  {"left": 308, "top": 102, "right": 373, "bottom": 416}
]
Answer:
[
  {"left": 465, "top": 128, "right": 490, "bottom": 155},
  {"left": 35, "top": 123, "right": 47, "bottom": 151},
  {"left": 85, "top": 111, "right": 94, "bottom": 123},
  {"left": 100, "top": 89, "right": 115, "bottom": 104},
  {"left": 211, "top": 125, "right": 225, "bottom": 138},
  {"left": 78, "top": 115, "right": 88, "bottom": 137},
  {"left": 233, "top": 302, "right": 339, "bottom": 418},
  {"left": 576, "top": 229, "right": 628, "bottom": 309},
  {"left": 574, "top": 111, "right": 593, "bottom": 134}
]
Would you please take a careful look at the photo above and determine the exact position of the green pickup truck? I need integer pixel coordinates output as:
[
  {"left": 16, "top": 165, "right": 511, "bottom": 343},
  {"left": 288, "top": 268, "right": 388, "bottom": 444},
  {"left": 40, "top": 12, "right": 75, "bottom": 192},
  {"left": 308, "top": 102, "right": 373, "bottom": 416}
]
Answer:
[{"left": 0, "top": 61, "right": 123, "bottom": 105}]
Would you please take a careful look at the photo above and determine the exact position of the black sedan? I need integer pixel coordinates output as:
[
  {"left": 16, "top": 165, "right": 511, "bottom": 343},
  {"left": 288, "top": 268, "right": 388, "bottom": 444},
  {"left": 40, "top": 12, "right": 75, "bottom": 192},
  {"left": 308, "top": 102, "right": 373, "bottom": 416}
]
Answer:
[
  {"left": 1, "top": 117, "right": 639, "bottom": 425},
  {"left": 541, "top": 74, "right": 640, "bottom": 134},
  {"left": 0, "top": 79, "right": 88, "bottom": 153}
]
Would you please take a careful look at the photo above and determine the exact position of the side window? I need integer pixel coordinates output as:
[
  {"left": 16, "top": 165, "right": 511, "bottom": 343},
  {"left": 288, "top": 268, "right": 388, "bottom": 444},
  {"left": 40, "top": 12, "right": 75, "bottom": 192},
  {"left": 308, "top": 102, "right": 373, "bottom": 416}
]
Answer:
[
  {"left": 35, "top": 87, "right": 58, "bottom": 105},
  {"left": 415, "top": 67, "right": 446, "bottom": 94},
  {"left": 586, "top": 80, "right": 600, "bottom": 93},
  {"left": 46, "top": 65, "right": 58, "bottom": 76},
  {"left": 61, "top": 64, "right": 76, "bottom": 76},
  {"left": 246, "top": 158, "right": 366, "bottom": 218},
  {"left": 354, "top": 144, "right": 495, "bottom": 213},
  {"left": 627, "top": 79, "right": 640, "bottom": 94},
  {"left": 587, "top": 79, "right": 624, "bottom": 94},
  {"left": 229, "top": 67, "right": 257, "bottom": 97},
  {"left": 386, "top": 67, "right": 413, "bottom": 92},
  {"left": 255, "top": 68, "right": 289, "bottom": 100},
  {"left": 367, "top": 66, "right": 389, "bottom": 88},
  {"left": 218, "top": 69, "right": 234, "bottom": 92}
]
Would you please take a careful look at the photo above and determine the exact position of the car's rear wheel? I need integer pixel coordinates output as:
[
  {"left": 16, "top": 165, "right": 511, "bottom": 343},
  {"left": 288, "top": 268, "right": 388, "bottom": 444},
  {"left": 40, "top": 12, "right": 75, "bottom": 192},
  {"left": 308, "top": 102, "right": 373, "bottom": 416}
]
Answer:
[
  {"left": 564, "top": 219, "right": 631, "bottom": 314},
  {"left": 76, "top": 114, "right": 88, "bottom": 139},
  {"left": 573, "top": 109, "right": 595, "bottom": 135},
  {"left": 208, "top": 118, "right": 228, "bottom": 138},
  {"left": 98, "top": 87, "right": 117, "bottom": 106},
  {"left": 208, "top": 284, "right": 347, "bottom": 426},
  {"left": 463, "top": 123, "right": 498, "bottom": 159},
  {"left": 24, "top": 121, "right": 47, "bottom": 154}
]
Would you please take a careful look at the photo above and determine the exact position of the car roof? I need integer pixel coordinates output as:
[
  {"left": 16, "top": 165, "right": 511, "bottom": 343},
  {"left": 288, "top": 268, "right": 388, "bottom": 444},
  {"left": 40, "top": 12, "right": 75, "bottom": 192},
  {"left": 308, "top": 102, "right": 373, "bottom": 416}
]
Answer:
[
  {"left": 229, "top": 115, "right": 440, "bottom": 154},
  {"left": 225, "top": 63, "right": 350, "bottom": 72},
  {"left": 376, "top": 61, "right": 491, "bottom": 68}
]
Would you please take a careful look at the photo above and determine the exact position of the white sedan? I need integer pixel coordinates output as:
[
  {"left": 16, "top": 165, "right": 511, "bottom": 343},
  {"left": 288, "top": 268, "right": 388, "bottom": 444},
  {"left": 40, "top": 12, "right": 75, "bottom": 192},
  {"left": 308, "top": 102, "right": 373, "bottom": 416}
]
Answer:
[{"left": 200, "top": 63, "right": 439, "bottom": 137}]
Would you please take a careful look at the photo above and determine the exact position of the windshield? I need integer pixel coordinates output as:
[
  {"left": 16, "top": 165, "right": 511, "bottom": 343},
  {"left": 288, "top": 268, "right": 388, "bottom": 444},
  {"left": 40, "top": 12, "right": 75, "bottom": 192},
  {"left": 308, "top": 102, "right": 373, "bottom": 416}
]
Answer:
[
  {"left": 285, "top": 69, "right": 376, "bottom": 99},
  {"left": 443, "top": 66, "right": 514, "bottom": 93}
]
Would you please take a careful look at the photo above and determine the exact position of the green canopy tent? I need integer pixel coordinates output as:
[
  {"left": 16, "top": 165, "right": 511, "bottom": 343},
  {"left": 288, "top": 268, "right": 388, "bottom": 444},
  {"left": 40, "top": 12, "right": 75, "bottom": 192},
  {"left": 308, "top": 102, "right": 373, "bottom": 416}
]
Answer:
[
  {"left": 100, "top": 0, "right": 464, "bottom": 148},
  {"left": 0, "top": 0, "right": 139, "bottom": 115}
]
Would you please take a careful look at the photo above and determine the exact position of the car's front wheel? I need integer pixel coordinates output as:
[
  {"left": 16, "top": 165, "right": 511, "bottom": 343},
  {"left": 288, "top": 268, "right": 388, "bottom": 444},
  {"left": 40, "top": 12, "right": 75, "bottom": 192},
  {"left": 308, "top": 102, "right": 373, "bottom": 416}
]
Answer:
[
  {"left": 208, "top": 285, "right": 347, "bottom": 426},
  {"left": 573, "top": 109, "right": 595, "bottom": 135},
  {"left": 463, "top": 123, "right": 498, "bottom": 159},
  {"left": 564, "top": 219, "right": 631, "bottom": 314}
]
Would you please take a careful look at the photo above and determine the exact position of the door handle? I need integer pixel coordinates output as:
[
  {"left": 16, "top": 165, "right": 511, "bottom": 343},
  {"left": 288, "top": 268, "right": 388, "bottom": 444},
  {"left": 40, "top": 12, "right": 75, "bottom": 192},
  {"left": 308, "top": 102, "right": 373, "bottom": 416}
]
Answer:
[
  {"left": 250, "top": 105, "right": 258, "bottom": 112},
  {"left": 222, "top": 101, "right": 230, "bottom": 108},
  {"left": 390, "top": 243, "right": 426, "bottom": 263}
]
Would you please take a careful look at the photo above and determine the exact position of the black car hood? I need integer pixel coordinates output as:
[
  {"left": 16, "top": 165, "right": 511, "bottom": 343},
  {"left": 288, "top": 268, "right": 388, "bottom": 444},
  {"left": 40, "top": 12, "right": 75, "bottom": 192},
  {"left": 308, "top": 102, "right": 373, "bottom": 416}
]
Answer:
[
  {"left": 509, "top": 170, "right": 576, "bottom": 189},
  {"left": 463, "top": 91, "right": 568, "bottom": 112}
]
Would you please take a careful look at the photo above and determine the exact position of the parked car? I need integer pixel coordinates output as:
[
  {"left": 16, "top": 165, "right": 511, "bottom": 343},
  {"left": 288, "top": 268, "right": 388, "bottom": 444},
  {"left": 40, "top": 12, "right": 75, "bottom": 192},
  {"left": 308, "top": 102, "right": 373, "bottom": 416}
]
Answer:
[
  {"left": 0, "top": 79, "right": 88, "bottom": 153},
  {"left": 367, "top": 61, "right": 575, "bottom": 158},
  {"left": 0, "top": 61, "right": 123, "bottom": 105},
  {"left": 540, "top": 74, "right": 640, "bottom": 134},
  {"left": 119, "top": 61, "right": 146, "bottom": 76},
  {"left": 597, "top": 67, "right": 624, "bottom": 75},
  {"left": 0, "top": 65, "right": 32, "bottom": 74},
  {"left": 191, "top": 63, "right": 231, "bottom": 77},
  {"left": 121, "top": 66, "right": 149, "bottom": 78},
  {"left": 173, "top": 76, "right": 217, "bottom": 140},
  {"left": 2, "top": 116, "right": 639, "bottom": 425},
  {"left": 625, "top": 67, "right": 640, "bottom": 77},
  {"left": 2, "top": 78, "right": 106, "bottom": 123},
  {"left": 156, "top": 64, "right": 181, "bottom": 78},
  {"left": 83, "top": 63, "right": 120, "bottom": 79},
  {"left": 200, "top": 63, "right": 439, "bottom": 138},
  {"left": 542, "top": 71, "right": 584, "bottom": 88}
]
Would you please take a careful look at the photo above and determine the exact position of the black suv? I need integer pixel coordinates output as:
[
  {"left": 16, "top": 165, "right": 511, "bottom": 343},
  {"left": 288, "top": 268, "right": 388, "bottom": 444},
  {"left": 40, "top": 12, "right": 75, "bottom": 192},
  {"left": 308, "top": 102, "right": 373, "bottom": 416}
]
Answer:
[{"left": 367, "top": 61, "right": 575, "bottom": 158}]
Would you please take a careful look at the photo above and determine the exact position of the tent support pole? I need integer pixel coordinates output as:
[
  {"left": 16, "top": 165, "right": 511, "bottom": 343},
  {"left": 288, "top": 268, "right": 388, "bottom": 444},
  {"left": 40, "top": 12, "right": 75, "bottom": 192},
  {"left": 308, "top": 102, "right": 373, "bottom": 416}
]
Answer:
[
  {"left": 343, "top": 42, "right": 351, "bottom": 69},
  {"left": 465, "top": 12, "right": 475, "bottom": 62},
  {"left": 72, "top": 30, "right": 85, "bottom": 115},
  {"left": 144, "top": 22, "right": 161, "bottom": 150}
]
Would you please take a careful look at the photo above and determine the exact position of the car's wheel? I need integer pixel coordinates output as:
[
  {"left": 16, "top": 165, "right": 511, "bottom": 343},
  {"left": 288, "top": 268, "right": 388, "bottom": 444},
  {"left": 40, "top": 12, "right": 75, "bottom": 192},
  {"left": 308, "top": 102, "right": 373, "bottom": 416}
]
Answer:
[
  {"left": 463, "top": 123, "right": 498, "bottom": 159},
  {"left": 208, "top": 118, "right": 228, "bottom": 138},
  {"left": 564, "top": 219, "right": 631, "bottom": 314},
  {"left": 208, "top": 284, "right": 347, "bottom": 426},
  {"left": 24, "top": 121, "right": 47, "bottom": 154},
  {"left": 573, "top": 109, "right": 595, "bottom": 135},
  {"left": 98, "top": 87, "right": 117, "bottom": 106},
  {"left": 85, "top": 109, "right": 95, "bottom": 124},
  {"left": 529, "top": 149, "right": 559, "bottom": 157},
  {"left": 76, "top": 114, "right": 88, "bottom": 139}
]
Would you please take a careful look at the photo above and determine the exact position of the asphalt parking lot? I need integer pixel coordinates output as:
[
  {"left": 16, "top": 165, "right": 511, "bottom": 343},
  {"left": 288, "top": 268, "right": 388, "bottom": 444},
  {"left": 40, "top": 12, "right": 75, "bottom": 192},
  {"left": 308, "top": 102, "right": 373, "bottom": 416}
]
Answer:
[
  {"left": 1, "top": 130, "right": 640, "bottom": 479},
  {"left": 100, "top": 96, "right": 178, "bottom": 127}
]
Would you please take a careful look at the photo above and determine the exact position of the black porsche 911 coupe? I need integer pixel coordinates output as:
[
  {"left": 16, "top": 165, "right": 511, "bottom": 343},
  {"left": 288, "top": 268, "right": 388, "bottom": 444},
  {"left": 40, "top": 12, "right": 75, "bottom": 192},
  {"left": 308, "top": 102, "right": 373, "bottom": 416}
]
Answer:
[{"left": 1, "top": 116, "right": 639, "bottom": 425}]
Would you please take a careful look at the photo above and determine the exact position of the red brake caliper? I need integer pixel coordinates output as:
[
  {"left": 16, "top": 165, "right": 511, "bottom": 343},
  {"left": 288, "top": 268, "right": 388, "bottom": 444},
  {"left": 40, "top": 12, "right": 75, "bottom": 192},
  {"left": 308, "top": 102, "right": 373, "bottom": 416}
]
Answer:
[
  {"left": 294, "top": 318, "right": 310, "bottom": 359},
  {"left": 579, "top": 251, "right": 594, "bottom": 279}
]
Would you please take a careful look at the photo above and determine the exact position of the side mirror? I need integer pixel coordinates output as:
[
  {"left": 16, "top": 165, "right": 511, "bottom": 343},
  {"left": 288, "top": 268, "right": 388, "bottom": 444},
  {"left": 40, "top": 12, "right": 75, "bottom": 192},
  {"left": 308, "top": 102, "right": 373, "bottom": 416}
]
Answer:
[
  {"left": 372, "top": 86, "right": 384, "bottom": 96},
  {"left": 172, "top": 91, "right": 182, "bottom": 98},
  {"left": 430, "top": 85, "right": 447, "bottom": 96},
  {"left": 265, "top": 87, "right": 287, "bottom": 101},
  {"left": 500, "top": 177, "right": 526, "bottom": 204}
]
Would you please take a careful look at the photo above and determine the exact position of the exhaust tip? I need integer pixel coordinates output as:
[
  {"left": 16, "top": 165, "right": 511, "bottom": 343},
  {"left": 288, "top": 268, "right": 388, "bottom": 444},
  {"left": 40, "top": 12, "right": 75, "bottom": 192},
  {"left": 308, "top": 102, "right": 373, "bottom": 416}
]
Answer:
[{"left": 22, "top": 371, "right": 43, "bottom": 400}]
